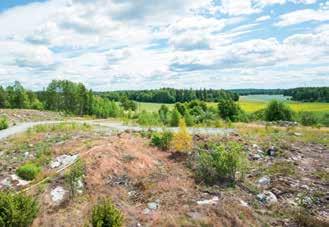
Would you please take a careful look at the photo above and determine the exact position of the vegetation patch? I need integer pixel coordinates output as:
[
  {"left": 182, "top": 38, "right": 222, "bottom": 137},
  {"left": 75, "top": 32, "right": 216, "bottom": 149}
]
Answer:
[
  {"left": 16, "top": 163, "right": 41, "bottom": 181},
  {"left": 151, "top": 131, "right": 173, "bottom": 151},
  {"left": 0, "top": 191, "right": 39, "bottom": 227},
  {"left": 64, "top": 159, "right": 85, "bottom": 197},
  {"left": 0, "top": 116, "right": 8, "bottom": 130},
  {"left": 195, "top": 141, "right": 248, "bottom": 185},
  {"left": 91, "top": 198, "right": 124, "bottom": 227}
]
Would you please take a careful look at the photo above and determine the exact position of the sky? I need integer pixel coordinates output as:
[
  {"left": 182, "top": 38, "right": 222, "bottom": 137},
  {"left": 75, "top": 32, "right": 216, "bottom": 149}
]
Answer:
[{"left": 0, "top": 0, "right": 328, "bottom": 91}]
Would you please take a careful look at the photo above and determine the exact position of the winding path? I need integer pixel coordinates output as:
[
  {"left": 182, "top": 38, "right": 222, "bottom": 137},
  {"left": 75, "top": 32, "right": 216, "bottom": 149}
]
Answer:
[{"left": 0, "top": 120, "right": 234, "bottom": 141}]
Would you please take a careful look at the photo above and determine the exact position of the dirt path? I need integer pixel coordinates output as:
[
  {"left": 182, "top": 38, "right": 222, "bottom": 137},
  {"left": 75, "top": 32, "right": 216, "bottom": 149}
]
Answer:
[{"left": 0, "top": 120, "right": 234, "bottom": 141}]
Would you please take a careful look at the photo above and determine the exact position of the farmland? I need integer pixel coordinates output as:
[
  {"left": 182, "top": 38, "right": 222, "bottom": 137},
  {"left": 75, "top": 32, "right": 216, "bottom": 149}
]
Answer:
[{"left": 137, "top": 95, "right": 329, "bottom": 113}]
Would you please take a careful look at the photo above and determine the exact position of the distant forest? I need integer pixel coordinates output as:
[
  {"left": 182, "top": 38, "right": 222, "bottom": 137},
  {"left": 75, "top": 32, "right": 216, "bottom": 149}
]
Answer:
[
  {"left": 96, "top": 88, "right": 239, "bottom": 104},
  {"left": 98, "top": 87, "right": 329, "bottom": 103}
]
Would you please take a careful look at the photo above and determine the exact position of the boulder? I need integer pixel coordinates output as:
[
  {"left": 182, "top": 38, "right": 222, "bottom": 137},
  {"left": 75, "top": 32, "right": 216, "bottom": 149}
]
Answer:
[{"left": 257, "top": 191, "right": 278, "bottom": 205}]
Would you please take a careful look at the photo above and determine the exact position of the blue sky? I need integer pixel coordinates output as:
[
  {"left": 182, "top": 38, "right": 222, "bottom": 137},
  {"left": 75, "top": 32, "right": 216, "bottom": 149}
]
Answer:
[{"left": 0, "top": 0, "right": 328, "bottom": 90}]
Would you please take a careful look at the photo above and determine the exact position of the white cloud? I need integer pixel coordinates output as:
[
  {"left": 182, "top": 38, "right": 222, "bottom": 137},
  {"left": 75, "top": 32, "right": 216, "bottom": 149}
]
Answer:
[
  {"left": 276, "top": 8, "right": 329, "bottom": 26},
  {"left": 256, "top": 15, "right": 271, "bottom": 22},
  {"left": 0, "top": 0, "right": 328, "bottom": 89}
]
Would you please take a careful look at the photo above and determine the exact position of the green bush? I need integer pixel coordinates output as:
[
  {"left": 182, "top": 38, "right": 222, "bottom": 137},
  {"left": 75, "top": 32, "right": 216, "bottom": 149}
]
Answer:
[
  {"left": 0, "top": 116, "right": 9, "bottom": 130},
  {"left": 298, "top": 111, "right": 318, "bottom": 126},
  {"left": 264, "top": 100, "right": 294, "bottom": 122},
  {"left": 16, "top": 163, "right": 41, "bottom": 181},
  {"left": 151, "top": 131, "right": 173, "bottom": 151},
  {"left": 217, "top": 97, "right": 241, "bottom": 122},
  {"left": 91, "top": 199, "right": 123, "bottom": 227},
  {"left": 0, "top": 191, "right": 39, "bottom": 227},
  {"left": 64, "top": 159, "right": 85, "bottom": 197},
  {"left": 195, "top": 142, "right": 248, "bottom": 185}
]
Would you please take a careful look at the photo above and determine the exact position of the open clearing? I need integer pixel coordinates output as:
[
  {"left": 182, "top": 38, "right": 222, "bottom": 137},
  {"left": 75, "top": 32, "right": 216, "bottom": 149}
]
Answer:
[{"left": 0, "top": 110, "right": 328, "bottom": 226}]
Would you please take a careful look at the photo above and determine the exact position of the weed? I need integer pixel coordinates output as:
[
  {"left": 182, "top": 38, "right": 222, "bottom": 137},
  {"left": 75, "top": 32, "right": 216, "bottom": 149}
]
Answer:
[{"left": 91, "top": 198, "right": 124, "bottom": 227}]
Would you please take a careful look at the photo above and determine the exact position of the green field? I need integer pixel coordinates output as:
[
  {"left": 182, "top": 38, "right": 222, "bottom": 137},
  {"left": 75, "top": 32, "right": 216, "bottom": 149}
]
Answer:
[{"left": 137, "top": 95, "right": 329, "bottom": 114}]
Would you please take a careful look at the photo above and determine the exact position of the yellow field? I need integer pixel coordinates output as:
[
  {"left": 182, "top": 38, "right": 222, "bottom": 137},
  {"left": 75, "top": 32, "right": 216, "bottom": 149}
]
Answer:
[
  {"left": 239, "top": 100, "right": 329, "bottom": 113},
  {"left": 137, "top": 100, "right": 329, "bottom": 114}
]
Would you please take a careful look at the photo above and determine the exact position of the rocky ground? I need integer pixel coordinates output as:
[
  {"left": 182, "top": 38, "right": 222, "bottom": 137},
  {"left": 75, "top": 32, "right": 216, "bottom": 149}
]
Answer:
[
  {"left": 0, "top": 109, "right": 64, "bottom": 126},
  {"left": 0, "top": 121, "right": 328, "bottom": 226}
]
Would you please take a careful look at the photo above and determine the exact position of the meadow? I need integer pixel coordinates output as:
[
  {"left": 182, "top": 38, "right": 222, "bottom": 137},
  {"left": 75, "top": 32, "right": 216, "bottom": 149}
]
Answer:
[{"left": 137, "top": 95, "right": 329, "bottom": 113}]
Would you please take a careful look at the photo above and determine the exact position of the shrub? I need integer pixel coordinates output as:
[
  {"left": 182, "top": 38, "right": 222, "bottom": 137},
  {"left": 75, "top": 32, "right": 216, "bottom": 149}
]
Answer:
[
  {"left": 151, "top": 131, "right": 173, "bottom": 151},
  {"left": 264, "top": 100, "right": 294, "bottom": 122},
  {"left": 91, "top": 198, "right": 124, "bottom": 227},
  {"left": 16, "top": 163, "right": 41, "bottom": 181},
  {"left": 170, "top": 109, "right": 181, "bottom": 127},
  {"left": 298, "top": 111, "right": 318, "bottom": 126},
  {"left": 217, "top": 97, "right": 241, "bottom": 121},
  {"left": 64, "top": 159, "right": 85, "bottom": 197},
  {"left": 0, "top": 191, "right": 39, "bottom": 227},
  {"left": 171, "top": 119, "right": 193, "bottom": 152},
  {"left": 195, "top": 142, "right": 248, "bottom": 184},
  {"left": 0, "top": 116, "right": 9, "bottom": 130}
]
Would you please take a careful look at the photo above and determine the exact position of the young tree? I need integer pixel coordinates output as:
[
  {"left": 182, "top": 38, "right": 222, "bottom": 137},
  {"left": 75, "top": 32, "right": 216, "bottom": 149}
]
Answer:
[
  {"left": 158, "top": 104, "right": 169, "bottom": 125},
  {"left": 170, "top": 108, "right": 181, "bottom": 127},
  {"left": 171, "top": 119, "right": 193, "bottom": 152},
  {"left": 217, "top": 96, "right": 240, "bottom": 121}
]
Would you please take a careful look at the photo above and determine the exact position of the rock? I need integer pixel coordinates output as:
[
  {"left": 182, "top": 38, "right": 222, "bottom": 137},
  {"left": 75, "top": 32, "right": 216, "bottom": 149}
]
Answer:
[
  {"left": 51, "top": 186, "right": 67, "bottom": 203},
  {"left": 50, "top": 154, "right": 78, "bottom": 169},
  {"left": 251, "top": 153, "right": 262, "bottom": 160},
  {"left": 50, "top": 161, "right": 61, "bottom": 169},
  {"left": 240, "top": 199, "right": 249, "bottom": 207},
  {"left": 252, "top": 144, "right": 259, "bottom": 149},
  {"left": 10, "top": 174, "right": 30, "bottom": 187},
  {"left": 257, "top": 191, "right": 278, "bottom": 205},
  {"left": 294, "top": 132, "right": 302, "bottom": 136},
  {"left": 143, "top": 208, "right": 151, "bottom": 214},
  {"left": 197, "top": 196, "right": 219, "bottom": 205},
  {"left": 187, "top": 212, "right": 202, "bottom": 220},
  {"left": 147, "top": 202, "right": 158, "bottom": 210},
  {"left": 0, "top": 177, "right": 12, "bottom": 189},
  {"left": 267, "top": 146, "right": 276, "bottom": 156},
  {"left": 257, "top": 176, "right": 271, "bottom": 186},
  {"left": 24, "top": 152, "right": 29, "bottom": 158}
]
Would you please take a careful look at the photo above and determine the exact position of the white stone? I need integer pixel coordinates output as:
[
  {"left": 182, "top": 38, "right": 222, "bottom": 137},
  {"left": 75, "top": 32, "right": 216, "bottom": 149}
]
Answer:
[
  {"left": 197, "top": 196, "right": 219, "bottom": 205},
  {"left": 51, "top": 186, "right": 67, "bottom": 203},
  {"left": 257, "top": 191, "right": 277, "bottom": 205},
  {"left": 257, "top": 176, "right": 271, "bottom": 186},
  {"left": 147, "top": 202, "right": 158, "bottom": 210},
  {"left": 50, "top": 154, "right": 78, "bottom": 169},
  {"left": 11, "top": 174, "right": 30, "bottom": 186}
]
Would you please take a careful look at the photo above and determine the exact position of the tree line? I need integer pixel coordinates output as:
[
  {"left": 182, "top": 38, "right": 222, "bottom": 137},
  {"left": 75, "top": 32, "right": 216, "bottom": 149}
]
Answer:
[
  {"left": 283, "top": 87, "right": 329, "bottom": 102},
  {"left": 230, "top": 87, "right": 329, "bottom": 102},
  {"left": 96, "top": 88, "right": 239, "bottom": 104},
  {"left": 0, "top": 80, "right": 121, "bottom": 118}
]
